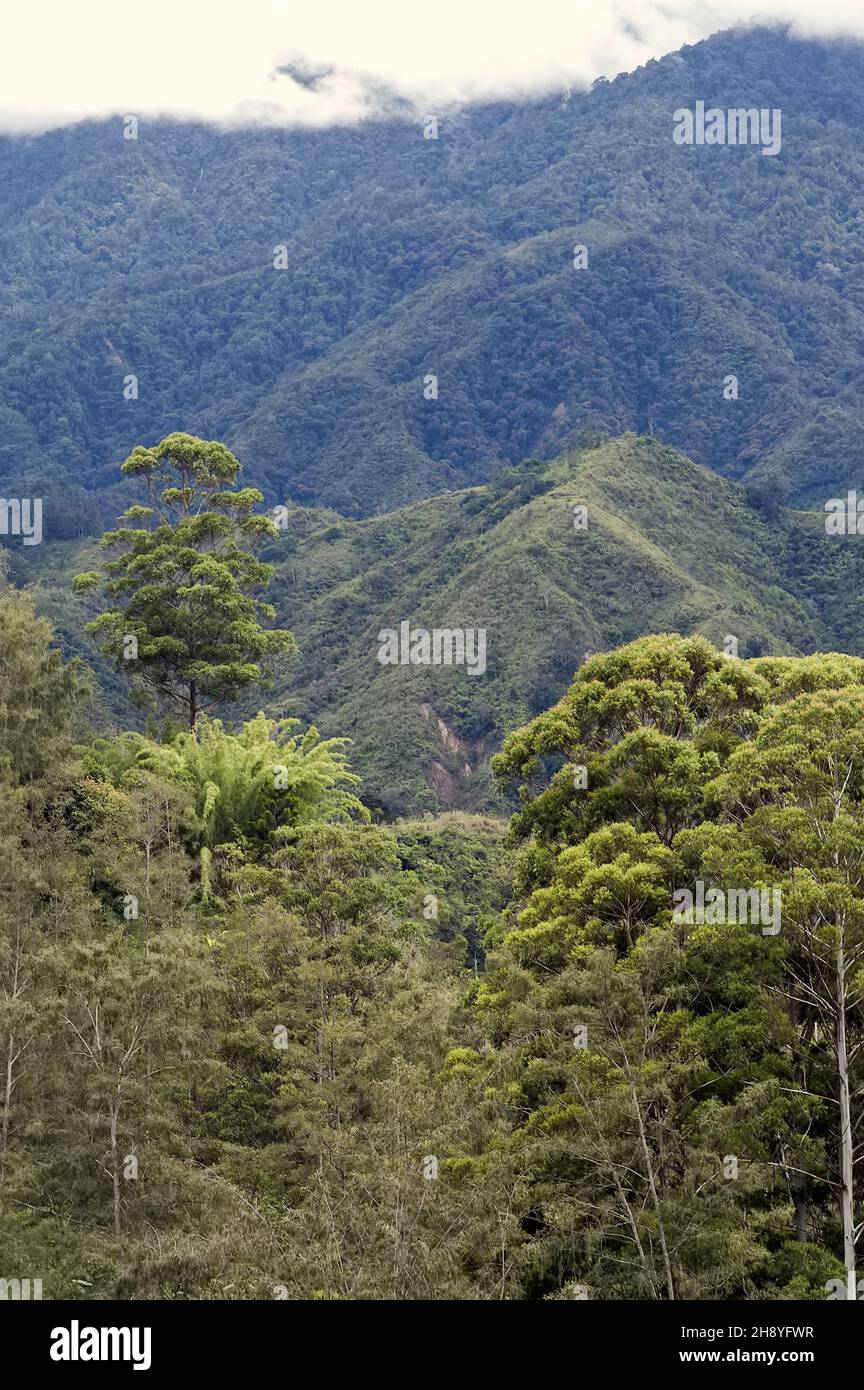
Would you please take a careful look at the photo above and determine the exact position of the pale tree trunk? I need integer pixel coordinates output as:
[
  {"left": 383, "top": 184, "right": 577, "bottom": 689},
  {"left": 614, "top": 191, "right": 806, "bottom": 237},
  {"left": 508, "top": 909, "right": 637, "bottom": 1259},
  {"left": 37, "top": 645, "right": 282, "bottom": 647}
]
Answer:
[
  {"left": 629, "top": 1078, "right": 676, "bottom": 1300},
  {"left": 64, "top": 1002, "right": 145, "bottom": 1237},
  {"left": 110, "top": 1084, "right": 122, "bottom": 1237},
  {"left": 1, "top": 1031, "right": 15, "bottom": 1166},
  {"left": 789, "top": 998, "right": 810, "bottom": 1241},
  {"left": 570, "top": 1073, "right": 659, "bottom": 1299},
  {"left": 836, "top": 938, "right": 857, "bottom": 1300},
  {"left": 1, "top": 920, "right": 28, "bottom": 1171}
]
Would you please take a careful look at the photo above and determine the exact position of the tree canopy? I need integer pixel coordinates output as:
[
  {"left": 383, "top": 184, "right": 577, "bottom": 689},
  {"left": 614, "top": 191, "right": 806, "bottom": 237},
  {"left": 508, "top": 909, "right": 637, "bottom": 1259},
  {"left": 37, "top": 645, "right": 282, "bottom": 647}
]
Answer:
[{"left": 74, "top": 433, "right": 295, "bottom": 727}]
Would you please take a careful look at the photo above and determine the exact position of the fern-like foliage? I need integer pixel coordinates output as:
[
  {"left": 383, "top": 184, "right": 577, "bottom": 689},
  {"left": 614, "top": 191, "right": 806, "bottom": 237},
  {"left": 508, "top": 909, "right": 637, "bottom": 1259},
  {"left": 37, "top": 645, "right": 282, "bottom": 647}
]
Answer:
[{"left": 132, "top": 712, "right": 367, "bottom": 876}]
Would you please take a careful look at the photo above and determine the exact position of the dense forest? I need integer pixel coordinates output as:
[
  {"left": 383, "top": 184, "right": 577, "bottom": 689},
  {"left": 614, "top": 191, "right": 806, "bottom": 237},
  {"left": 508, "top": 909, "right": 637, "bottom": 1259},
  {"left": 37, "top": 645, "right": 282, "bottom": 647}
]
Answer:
[
  {"left": 5, "top": 15, "right": 864, "bottom": 1315},
  {"left": 4, "top": 25, "right": 864, "bottom": 525},
  {"left": 13, "top": 432, "right": 864, "bottom": 817},
  {"left": 3, "top": 432, "right": 864, "bottom": 1301}
]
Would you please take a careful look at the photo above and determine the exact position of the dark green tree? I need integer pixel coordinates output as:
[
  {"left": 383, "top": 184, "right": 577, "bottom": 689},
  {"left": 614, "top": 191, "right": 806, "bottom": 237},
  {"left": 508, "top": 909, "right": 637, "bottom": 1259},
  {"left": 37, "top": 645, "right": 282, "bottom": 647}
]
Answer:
[{"left": 74, "top": 433, "right": 295, "bottom": 728}]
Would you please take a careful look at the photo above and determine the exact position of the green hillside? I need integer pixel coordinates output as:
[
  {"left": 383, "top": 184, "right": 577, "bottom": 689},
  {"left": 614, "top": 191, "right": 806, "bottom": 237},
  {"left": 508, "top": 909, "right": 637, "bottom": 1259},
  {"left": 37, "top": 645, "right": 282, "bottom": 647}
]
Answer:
[
  {"left": 5, "top": 27, "right": 864, "bottom": 520},
  {"left": 19, "top": 432, "right": 862, "bottom": 815}
]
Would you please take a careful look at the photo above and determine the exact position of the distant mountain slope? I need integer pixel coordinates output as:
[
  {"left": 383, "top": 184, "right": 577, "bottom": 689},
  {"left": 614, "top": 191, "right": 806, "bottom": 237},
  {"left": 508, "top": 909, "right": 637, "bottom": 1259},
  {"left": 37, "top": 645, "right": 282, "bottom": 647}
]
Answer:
[
  {"left": 25, "top": 434, "right": 864, "bottom": 814},
  {"left": 5, "top": 26, "right": 864, "bottom": 521},
  {"left": 253, "top": 434, "right": 834, "bottom": 812}
]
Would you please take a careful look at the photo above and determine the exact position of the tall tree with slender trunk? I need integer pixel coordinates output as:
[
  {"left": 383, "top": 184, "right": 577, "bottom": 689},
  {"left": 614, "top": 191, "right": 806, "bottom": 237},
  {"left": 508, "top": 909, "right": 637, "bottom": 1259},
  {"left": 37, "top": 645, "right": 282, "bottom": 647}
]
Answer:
[{"left": 74, "top": 433, "right": 294, "bottom": 729}]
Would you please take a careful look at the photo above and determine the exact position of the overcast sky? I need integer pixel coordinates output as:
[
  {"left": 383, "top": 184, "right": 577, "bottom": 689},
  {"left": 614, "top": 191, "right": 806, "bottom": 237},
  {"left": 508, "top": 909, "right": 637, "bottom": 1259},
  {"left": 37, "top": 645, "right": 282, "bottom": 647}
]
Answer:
[{"left": 2, "top": 1, "right": 864, "bottom": 135}]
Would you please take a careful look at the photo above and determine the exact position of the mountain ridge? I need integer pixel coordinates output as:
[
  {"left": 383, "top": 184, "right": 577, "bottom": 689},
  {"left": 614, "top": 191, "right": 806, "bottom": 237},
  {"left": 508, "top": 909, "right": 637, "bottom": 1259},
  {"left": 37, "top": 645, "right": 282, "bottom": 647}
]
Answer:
[
  {"left": 5, "top": 25, "right": 864, "bottom": 523},
  {"left": 19, "top": 431, "right": 864, "bottom": 815}
]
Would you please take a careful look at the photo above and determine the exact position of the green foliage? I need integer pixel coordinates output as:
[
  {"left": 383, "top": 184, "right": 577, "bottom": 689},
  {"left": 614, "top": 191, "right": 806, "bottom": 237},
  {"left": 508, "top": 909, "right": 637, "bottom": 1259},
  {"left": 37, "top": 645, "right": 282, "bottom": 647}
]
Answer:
[
  {"left": 221, "top": 436, "right": 833, "bottom": 815},
  {"left": 491, "top": 632, "right": 771, "bottom": 903},
  {"left": 0, "top": 571, "right": 480, "bottom": 1297},
  {"left": 149, "top": 714, "right": 366, "bottom": 896},
  {"left": 86, "top": 712, "right": 367, "bottom": 902},
  {"left": 8, "top": 572, "right": 864, "bottom": 1300},
  {"left": 75, "top": 433, "right": 295, "bottom": 727},
  {"left": 5, "top": 28, "right": 864, "bottom": 522},
  {"left": 27, "top": 432, "right": 864, "bottom": 816},
  {"left": 392, "top": 812, "right": 512, "bottom": 961},
  {"left": 0, "top": 564, "right": 84, "bottom": 783},
  {"left": 434, "top": 634, "right": 864, "bottom": 1298}
]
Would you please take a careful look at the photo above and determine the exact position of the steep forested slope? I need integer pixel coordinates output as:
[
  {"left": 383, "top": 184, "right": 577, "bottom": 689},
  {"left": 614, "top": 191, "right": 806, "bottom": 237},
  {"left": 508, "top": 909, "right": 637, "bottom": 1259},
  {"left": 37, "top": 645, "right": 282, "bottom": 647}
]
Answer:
[
  {"left": 20, "top": 433, "right": 864, "bottom": 814},
  {"left": 4, "top": 25, "right": 864, "bottom": 523}
]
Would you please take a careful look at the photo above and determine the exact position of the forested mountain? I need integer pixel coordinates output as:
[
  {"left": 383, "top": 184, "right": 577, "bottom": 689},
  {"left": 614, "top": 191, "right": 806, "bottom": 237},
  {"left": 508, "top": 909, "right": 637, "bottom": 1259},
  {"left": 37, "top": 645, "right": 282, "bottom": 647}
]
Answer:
[
  {"left": 6, "top": 17, "right": 864, "bottom": 1312},
  {"left": 16, "top": 433, "right": 864, "bottom": 815},
  {"left": 4, "top": 24, "right": 864, "bottom": 523}
]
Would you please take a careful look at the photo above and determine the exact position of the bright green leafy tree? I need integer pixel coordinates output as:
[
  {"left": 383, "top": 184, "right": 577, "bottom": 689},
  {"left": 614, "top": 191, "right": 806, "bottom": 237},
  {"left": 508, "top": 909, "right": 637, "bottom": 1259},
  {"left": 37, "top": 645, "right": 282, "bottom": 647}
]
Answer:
[
  {"left": 449, "top": 636, "right": 854, "bottom": 1299},
  {"left": 708, "top": 684, "right": 864, "bottom": 1300},
  {"left": 130, "top": 713, "right": 367, "bottom": 898}
]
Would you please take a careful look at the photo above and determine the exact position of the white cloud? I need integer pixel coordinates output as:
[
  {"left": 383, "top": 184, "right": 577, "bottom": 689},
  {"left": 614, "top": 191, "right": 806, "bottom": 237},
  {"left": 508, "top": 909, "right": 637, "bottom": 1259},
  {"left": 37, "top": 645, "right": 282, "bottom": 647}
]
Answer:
[{"left": 2, "top": 0, "right": 864, "bottom": 134}]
